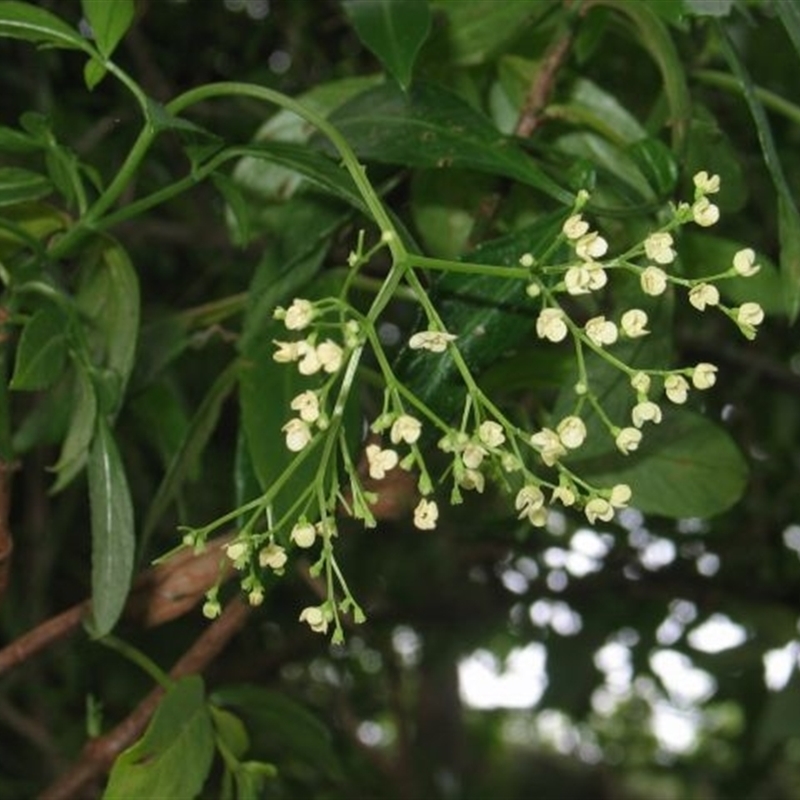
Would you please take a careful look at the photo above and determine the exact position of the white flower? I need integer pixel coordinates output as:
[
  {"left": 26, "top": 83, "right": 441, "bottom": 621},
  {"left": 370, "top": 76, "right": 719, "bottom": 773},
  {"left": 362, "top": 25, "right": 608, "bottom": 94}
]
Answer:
[
  {"left": 615, "top": 427, "right": 642, "bottom": 455},
  {"left": 365, "top": 443, "right": 399, "bottom": 480},
  {"left": 632, "top": 401, "right": 662, "bottom": 428},
  {"left": 552, "top": 485, "right": 576, "bottom": 507},
  {"left": 620, "top": 309, "right": 649, "bottom": 338},
  {"left": 225, "top": 541, "right": 248, "bottom": 568},
  {"left": 283, "top": 418, "right": 313, "bottom": 451},
  {"left": 462, "top": 442, "right": 487, "bottom": 470},
  {"left": 273, "top": 340, "right": 301, "bottom": 363},
  {"left": 459, "top": 468, "right": 485, "bottom": 493},
  {"left": 644, "top": 232, "right": 676, "bottom": 265},
  {"left": 575, "top": 231, "right": 608, "bottom": 261},
  {"left": 692, "top": 197, "right": 720, "bottom": 227},
  {"left": 565, "top": 264, "right": 591, "bottom": 295},
  {"left": 414, "top": 498, "right": 439, "bottom": 530},
  {"left": 280, "top": 298, "right": 315, "bottom": 330},
  {"left": 536, "top": 307, "right": 568, "bottom": 342},
  {"left": 316, "top": 340, "right": 344, "bottom": 373},
  {"left": 692, "top": 362, "right": 718, "bottom": 390},
  {"left": 557, "top": 415, "right": 587, "bottom": 449},
  {"left": 526, "top": 282, "right": 542, "bottom": 297},
  {"left": 609, "top": 483, "right": 632, "bottom": 508},
  {"left": 409, "top": 330, "right": 457, "bottom": 353},
  {"left": 290, "top": 391, "right": 320, "bottom": 423},
  {"left": 391, "top": 414, "right": 422, "bottom": 445},
  {"left": 290, "top": 522, "right": 316, "bottom": 549},
  {"left": 585, "top": 315, "right": 618, "bottom": 346},
  {"left": 585, "top": 497, "right": 614, "bottom": 524},
  {"left": 737, "top": 302, "right": 764, "bottom": 328},
  {"left": 630, "top": 371, "right": 651, "bottom": 395},
  {"left": 563, "top": 213, "right": 589, "bottom": 240},
  {"left": 297, "top": 341, "right": 321, "bottom": 375},
  {"left": 519, "top": 253, "right": 535, "bottom": 268},
  {"left": 587, "top": 263, "right": 608, "bottom": 290},
  {"left": 640, "top": 265, "right": 668, "bottom": 296},
  {"left": 531, "top": 427, "right": 567, "bottom": 466},
  {"left": 259, "top": 542, "right": 288, "bottom": 570},
  {"left": 693, "top": 171, "right": 720, "bottom": 194},
  {"left": 733, "top": 248, "right": 760, "bottom": 277},
  {"left": 688, "top": 283, "right": 720, "bottom": 311},
  {"left": 248, "top": 588, "right": 264, "bottom": 607},
  {"left": 299, "top": 605, "right": 329, "bottom": 634},
  {"left": 664, "top": 374, "right": 689, "bottom": 404},
  {"left": 515, "top": 485, "right": 547, "bottom": 526},
  {"left": 478, "top": 420, "right": 506, "bottom": 448}
]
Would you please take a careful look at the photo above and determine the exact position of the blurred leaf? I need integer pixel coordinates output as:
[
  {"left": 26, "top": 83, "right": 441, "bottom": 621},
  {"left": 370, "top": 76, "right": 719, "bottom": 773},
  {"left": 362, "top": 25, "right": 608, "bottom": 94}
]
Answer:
[
  {"left": 326, "top": 82, "right": 573, "bottom": 203},
  {"left": 0, "top": 124, "right": 39, "bottom": 153},
  {"left": 0, "top": 166, "right": 52, "bottom": 206},
  {"left": 104, "top": 677, "right": 214, "bottom": 800},
  {"left": 755, "top": 671, "right": 800, "bottom": 757},
  {"left": 44, "top": 146, "right": 81, "bottom": 208},
  {"left": 683, "top": 0, "right": 733, "bottom": 17},
  {"left": 717, "top": 22, "right": 800, "bottom": 321},
  {"left": 212, "top": 172, "right": 250, "bottom": 247},
  {"left": 428, "top": 0, "right": 550, "bottom": 66},
  {"left": 10, "top": 305, "right": 68, "bottom": 390},
  {"left": 50, "top": 365, "right": 97, "bottom": 493},
  {"left": 343, "top": 0, "right": 431, "bottom": 91},
  {"left": 575, "top": 409, "right": 748, "bottom": 518},
  {"left": 81, "top": 0, "right": 134, "bottom": 57},
  {"left": 626, "top": 137, "right": 678, "bottom": 197},
  {"left": 211, "top": 706, "right": 250, "bottom": 760},
  {"left": 0, "top": 1, "right": 86, "bottom": 49},
  {"left": 776, "top": 0, "right": 800, "bottom": 63},
  {"left": 88, "top": 416, "right": 135, "bottom": 636}
]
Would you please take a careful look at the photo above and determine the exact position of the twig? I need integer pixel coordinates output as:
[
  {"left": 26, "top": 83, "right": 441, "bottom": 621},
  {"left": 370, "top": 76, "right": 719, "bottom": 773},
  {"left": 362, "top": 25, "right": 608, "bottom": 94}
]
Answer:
[{"left": 38, "top": 597, "right": 252, "bottom": 800}]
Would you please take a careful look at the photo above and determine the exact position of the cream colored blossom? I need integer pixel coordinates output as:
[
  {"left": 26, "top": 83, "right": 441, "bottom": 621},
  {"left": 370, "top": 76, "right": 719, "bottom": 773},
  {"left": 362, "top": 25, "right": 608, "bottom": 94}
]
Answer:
[
  {"left": 290, "top": 522, "right": 316, "bottom": 549},
  {"left": 462, "top": 442, "right": 487, "bottom": 470},
  {"left": 564, "top": 265, "right": 591, "bottom": 295},
  {"left": 557, "top": 415, "right": 587, "bottom": 449},
  {"left": 692, "top": 197, "right": 720, "bottom": 227},
  {"left": 610, "top": 484, "right": 632, "bottom": 508},
  {"left": 692, "top": 362, "right": 718, "bottom": 390},
  {"left": 733, "top": 248, "right": 760, "bottom": 277},
  {"left": 225, "top": 541, "right": 248, "bottom": 568},
  {"left": 519, "top": 253, "right": 535, "bottom": 268},
  {"left": 737, "top": 302, "right": 764, "bottom": 328},
  {"left": 632, "top": 400, "right": 662, "bottom": 428},
  {"left": 297, "top": 341, "right": 321, "bottom": 375},
  {"left": 615, "top": 427, "right": 642, "bottom": 455},
  {"left": 563, "top": 213, "right": 590, "bottom": 240},
  {"left": 366, "top": 443, "right": 399, "bottom": 480},
  {"left": 478, "top": 420, "right": 506, "bottom": 448},
  {"left": 409, "top": 330, "right": 457, "bottom": 352},
  {"left": 290, "top": 391, "right": 320, "bottom": 423},
  {"left": 413, "top": 498, "right": 439, "bottom": 530},
  {"left": 283, "top": 418, "right": 312, "bottom": 451},
  {"left": 585, "top": 315, "right": 618, "bottom": 346},
  {"left": 531, "top": 427, "right": 567, "bottom": 466},
  {"left": 620, "top": 309, "right": 649, "bottom": 338},
  {"left": 536, "top": 308, "right": 568, "bottom": 342},
  {"left": 516, "top": 485, "right": 547, "bottom": 526},
  {"left": 689, "top": 283, "right": 720, "bottom": 311},
  {"left": 317, "top": 340, "right": 344, "bottom": 373},
  {"left": 587, "top": 263, "right": 608, "bottom": 290},
  {"left": 640, "top": 265, "right": 668, "bottom": 296},
  {"left": 459, "top": 468, "right": 485, "bottom": 493},
  {"left": 664, "top": 374, "right": 689, "bottom": 404},
  {"left": 693, "top": 171, "right": 721, "bottom": 194},
  {"left": 279, "top": 298, "right": 315, "bottom": 330},
  {"left": 585, "top": 497, "right": 614, "bottom": 524},
  {"left": 299, "top": 605, "right": 329, "bottom": 634},
  {"left": 259, "top": 542, "right": 288, "bottom": 570},
  {"left": 391, "top": 414, "right": 422, "bottom": 445},
  {"left": 644, "top": 232, "right": 676, "bottom": 265},
  {"left": 248, "top": 588, "right": 264, "bottom": 607},
  {"left": 552, "top": 485, "right": 576, "bottom": 507},
  {"left": 576, "top": 231, "right": 609, "bottom": 261},
  {"left": 273, "top": 340, "right": 301, "bottom": 363},
  {"left": 630, "top": 371, "right": 651, "bottom": 395}
]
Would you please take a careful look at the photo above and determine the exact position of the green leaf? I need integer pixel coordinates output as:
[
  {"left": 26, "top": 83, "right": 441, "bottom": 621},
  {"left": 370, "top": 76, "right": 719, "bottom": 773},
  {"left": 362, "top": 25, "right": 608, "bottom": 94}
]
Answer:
[
  {"left": 76, "top": 238, "right": 140, "bottom": 409},
  {"left": 326, "top": 82, "right": 573, "bottom": 203},
  {"left": 343, "top": 0, "right": 431, "bottom": 91},
  {"left": 575, "top": 410, "right": 748, "bottom": 518},
  {"left": 104, "top": 676, "right": 215, "bottom": 800},
  {"left": 776, "top": 0, "right": 800, "bottom": 65},
  {"left": 625, "top": 137, "right": 678, "bottom": 198},
  {"left": 0, "top": 166, "right": 52, "bottom": 206},
  {"left": 0, "top": 1, "right": 87, "bottom": 49},
  {"left": 81, "top": 0, "right": 134, "bottom": 57},
  {"left": 211, "top": 706, "right": 250, "bottom": 760},
  {"left": 83, "top": 58, "right": 106, "bottom": 91},
  {"left": 0, "top": 124, "right": 40, "bottom": 153},
  {"left": 717, "top": 22, "right": 800, "bottom": 321},
  {"left": 88, "top": 416, "right": 135, "bottom": 636},
  {"left": 10, "top": 305, "right": 68, "bottom": 390},
  {"left": 683, "top": 0, "right": 733, "bottom": 17},
  {"left": 50, "top": 366, "right": 98, "bottom": 493}
]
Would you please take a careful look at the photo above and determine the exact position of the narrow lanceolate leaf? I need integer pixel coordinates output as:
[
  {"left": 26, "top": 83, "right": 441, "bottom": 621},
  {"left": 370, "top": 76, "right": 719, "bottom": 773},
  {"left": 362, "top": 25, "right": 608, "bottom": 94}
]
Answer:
[
  {"left": 343, "top": 0, "right": 431, "bottom": 91},
  {"left": 326, "top": 82, "right": 573, "bottom": 203},
  {"left": 0, "top": 166, "right": 51, "bottom": 206},
  {"left": 88, "top": 417, "right": 135, "bottom": 636},
  {"left": 717, "top": 23, "right": 800, "bottom": 321},
  {"left": 0, "top": 1, "right": 87, "bottom": 49},
  {"left": 81, "top": 0, "right": 134, "bottom": 57},
  {"left": 10, "top": 305, "right": 68, "bottom": 391},
  {"left": 104, "top": 676, "right": 215, "bottom": 800}
]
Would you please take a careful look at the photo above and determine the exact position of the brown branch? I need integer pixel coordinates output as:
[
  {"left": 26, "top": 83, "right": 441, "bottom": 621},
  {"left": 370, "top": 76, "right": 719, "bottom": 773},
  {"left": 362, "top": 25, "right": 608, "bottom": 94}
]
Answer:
[
  {"left": 0, "top": 533, "right": 234, "bottom": 678},
  {"left": 38, "top": 597, "right": 252, "bottom": 800}
]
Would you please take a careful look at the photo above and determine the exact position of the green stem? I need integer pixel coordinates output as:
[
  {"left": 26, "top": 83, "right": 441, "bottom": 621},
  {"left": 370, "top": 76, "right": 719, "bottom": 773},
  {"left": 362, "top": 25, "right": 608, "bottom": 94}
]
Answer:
[{"left": 100, "top": 635, "right": 172, "bottom": 688}]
